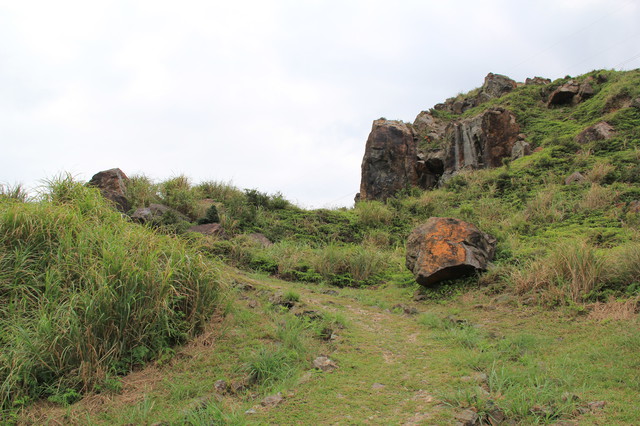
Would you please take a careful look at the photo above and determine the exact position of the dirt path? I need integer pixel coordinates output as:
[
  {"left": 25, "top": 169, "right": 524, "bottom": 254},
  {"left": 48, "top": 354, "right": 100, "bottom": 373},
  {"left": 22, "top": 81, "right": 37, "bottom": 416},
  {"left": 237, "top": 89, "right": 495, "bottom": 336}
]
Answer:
[{"left": 247, "top": 278, "right": 453, "bottom": 425}]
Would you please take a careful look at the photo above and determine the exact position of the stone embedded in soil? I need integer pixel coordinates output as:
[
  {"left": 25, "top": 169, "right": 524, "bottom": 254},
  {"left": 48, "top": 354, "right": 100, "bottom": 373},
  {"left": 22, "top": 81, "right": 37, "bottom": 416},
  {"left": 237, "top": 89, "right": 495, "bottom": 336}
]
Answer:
[
  {"left": 313, "top": 356, "right": 338, "bottom": 372},
  {"left": 372, "top": 383, "right": 386, "bottom": 390},
  {"left": 261, "top": 392, "right": 284, "bottom": 407},
  {"left": 214, "top": 379, "right": 228, "bottom": 394},
  {"left": 455, "top": 408, "right": 479, "bottom": 425}
]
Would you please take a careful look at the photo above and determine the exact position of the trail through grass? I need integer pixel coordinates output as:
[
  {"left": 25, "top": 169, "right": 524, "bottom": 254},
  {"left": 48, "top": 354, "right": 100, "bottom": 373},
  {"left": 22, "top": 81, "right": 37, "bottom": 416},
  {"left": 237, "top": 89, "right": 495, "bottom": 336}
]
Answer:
[{"left": 20, "top": 271, "right": 639, "bottom": 425}]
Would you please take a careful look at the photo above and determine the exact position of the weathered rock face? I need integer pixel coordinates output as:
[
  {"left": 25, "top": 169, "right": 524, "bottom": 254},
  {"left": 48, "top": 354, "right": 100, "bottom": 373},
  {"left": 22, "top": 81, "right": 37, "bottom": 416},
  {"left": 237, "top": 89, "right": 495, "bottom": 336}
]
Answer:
[
  {"left": 477, "top": 72, "right": 517, "bottom": 103},
  {"left": 547, "top": 80, "right": 594, "bottom": 107},
  {"left": 576, "top": 122, "right": 615, "bottom": 144},
  {"left": 433, "top": 73, "right": 517, "bottom": 114},
  {"left": 359, "top": 120, "right": 418, "bottom": 201},
  {"left": 525, "top": 76, "right": 552, "bottom": 85},
  {"left": 88, "top": 168, "right": 130, "bottom": 212},
  {"left": 443, "top": 107, "right": 520, "bottom": 174},
  {"left": 406, "top": 217, "right": 496, "bottom": 287}
]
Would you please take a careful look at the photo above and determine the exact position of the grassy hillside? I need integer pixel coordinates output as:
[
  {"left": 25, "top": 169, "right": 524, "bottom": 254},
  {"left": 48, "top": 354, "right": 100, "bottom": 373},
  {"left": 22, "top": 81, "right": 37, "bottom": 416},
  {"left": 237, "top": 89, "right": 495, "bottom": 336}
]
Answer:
[
  {"left": 3, "top": 68, "right": 640, "bottom": 424},
  {"left": 0, "top": 177, "right": 223, "bottom": 413}
]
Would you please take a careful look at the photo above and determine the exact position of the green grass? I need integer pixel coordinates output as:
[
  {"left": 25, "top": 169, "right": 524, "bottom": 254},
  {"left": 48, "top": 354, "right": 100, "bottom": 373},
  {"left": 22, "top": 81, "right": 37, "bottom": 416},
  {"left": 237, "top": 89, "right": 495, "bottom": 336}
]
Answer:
[{"left": 0, "top": 176, "right": 223, "bottom": 412}]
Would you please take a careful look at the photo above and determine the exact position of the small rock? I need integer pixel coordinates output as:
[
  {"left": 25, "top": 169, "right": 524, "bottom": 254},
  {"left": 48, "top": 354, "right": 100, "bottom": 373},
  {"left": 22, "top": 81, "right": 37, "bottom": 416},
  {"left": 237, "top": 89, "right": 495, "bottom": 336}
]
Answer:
[
  {"left": 565, "top": 172, "right": 586, "bottom": 185},
  {"left": 455, "top": 408, "right": 479, "bottom": 425},
  {"left": 261, "top": 392, "right": 284, "bottom": 407},
  {"left": 245, "top": 408, "right": 257, "bottom": 415},
  {"left": 186, "top": 223, "right": 225, "bottom": 237},
  {"left": 392, "top": 304, "right": 419, "bottom": 315},
  {"left": 372, "top": 383, "right": 385, "bottom": 390},
  {"left": 321, "top": 289, "right": 339, "bottom": 296},
  {"left": 588, "top": 400, "right": 606, "bottom": 411},
  {"left": 214, "top": 379, "right": 228, "bottom": 394},
  {"left": 247, "top": 300, "right": 258, "bottom": 309},
  {"left": 313, "top": 356, "right": 338, "bottom": 372},
  {"left": 628, "top": 200, "right": 640, "bottom": 214},
  {"left": 230, "top": 380, "right": 248, "bottom": 394},
  {"left": 561, "top": 392, "right": 580, "bottom": 402}
]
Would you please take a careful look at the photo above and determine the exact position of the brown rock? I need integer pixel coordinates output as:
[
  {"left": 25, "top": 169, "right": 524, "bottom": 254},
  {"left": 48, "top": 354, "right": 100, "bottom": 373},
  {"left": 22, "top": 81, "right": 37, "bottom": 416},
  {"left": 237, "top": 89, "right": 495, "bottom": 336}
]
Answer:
[
  {"left": 525, "top": 76, "right": 551, "bottom": 85},
  {"left": 313, "top": 356, "right": 337, "bottom": 372},
  {"left": 455, "top": 408, "right": 479, "bottom": 425},
  {"left": 261, "top": 393, "right": 284, "bottom": 407},
  {"left": 87, "top": 168, "right": 130, "bottom": 212},
  {"left": 187, "top": 223, "right": 225, "bottom": 237},
  {"left": 576, "top": 122, "right": 615, "bottom": 144},
  {"left": 629, "top": 200, "right": 640, "bottom": 214},
  {"left": 565, "top": 172, "right": 586, "bottom": 185},
  {"left": 444, "top": 107, "right": 520, "bottom": 173},
  {"left": 359, "top": 120, "right": 418, "bottom": 201},
  {"left": 406, "top": 217, "right": 496, "bottom": 287},
  {"left": 477, "top": 72, "right": 517, "bottom": 102},
  {"left": 547, "top": 80, "right": 595, "bottom": 107}
]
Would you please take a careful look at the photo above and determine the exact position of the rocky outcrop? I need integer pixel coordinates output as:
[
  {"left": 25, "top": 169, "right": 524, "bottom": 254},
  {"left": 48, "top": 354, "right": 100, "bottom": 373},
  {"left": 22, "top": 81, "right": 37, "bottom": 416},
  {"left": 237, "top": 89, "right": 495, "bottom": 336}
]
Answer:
[
  {"left": 547, "top": 80, "right": 594, "bottom": 107},
  {"left": 433, "top": 73, "right": 517, "bottom": 114},
  {"left": 525, "top": 76, "right": 551, "bottom": 85},
  {"left": 359, "top": 120, "right": 418, "bottom": 201},
  {"left": 87, "top": 168, "right": 130, "bottom": 212},
  {"left": 477, "top": 72, "right": 517, "bottom": 103},
  {"left": 406, "top": 217, "right": 496, "bottom": 287},
  {"left": 413, "top": 111, "right": 447, "bottom": 143},
  {"left": 443, "top": 107, "right": 520, "bottom": 174},
  {"left": 576, "top": 122, "right": 615, "bottom": 144}
]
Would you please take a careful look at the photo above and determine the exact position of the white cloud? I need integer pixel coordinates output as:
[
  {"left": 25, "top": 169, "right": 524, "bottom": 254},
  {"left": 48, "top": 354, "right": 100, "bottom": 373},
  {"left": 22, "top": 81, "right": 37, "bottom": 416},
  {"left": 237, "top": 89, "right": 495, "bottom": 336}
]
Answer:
[{"left": 1, "top": 0, "right": 639, "bottom": 207}]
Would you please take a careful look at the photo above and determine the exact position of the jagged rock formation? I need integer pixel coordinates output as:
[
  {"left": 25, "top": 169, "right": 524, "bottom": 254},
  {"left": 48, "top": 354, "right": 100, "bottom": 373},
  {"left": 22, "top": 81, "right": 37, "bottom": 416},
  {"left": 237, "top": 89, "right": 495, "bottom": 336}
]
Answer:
[
  {"left": 87, "top": 168, "right": 130, "bottom": 212},
  {"left": 443, "top": 107, "right": 521, "bottom": 175},
  {"left": 359, "top": 120, "right": 418, "bottom": 201},
  {"left": 433, "top": 72, "right": 517, "bottom": 115},
  {"left": 406, "top": 217, "right": 496, "bottom": 287}
]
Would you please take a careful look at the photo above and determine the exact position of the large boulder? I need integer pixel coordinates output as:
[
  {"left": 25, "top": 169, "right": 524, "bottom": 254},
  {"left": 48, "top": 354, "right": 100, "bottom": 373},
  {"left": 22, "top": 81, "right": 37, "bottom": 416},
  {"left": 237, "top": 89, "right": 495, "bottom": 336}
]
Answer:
[
  {"left": 576, "top": 122, "right": 615, "bottom": 144},
  {"left": 87, "top": 168, "right": 130, "bottom": 212},
  {"left": 359, "top": 119, "right": 418, "bottom": 201},
  {"left": 406, "top": 217, "right": 496, "bottom": 287},
  {"left": 443, "top": 107, "right": 520, "bottom": 173}
]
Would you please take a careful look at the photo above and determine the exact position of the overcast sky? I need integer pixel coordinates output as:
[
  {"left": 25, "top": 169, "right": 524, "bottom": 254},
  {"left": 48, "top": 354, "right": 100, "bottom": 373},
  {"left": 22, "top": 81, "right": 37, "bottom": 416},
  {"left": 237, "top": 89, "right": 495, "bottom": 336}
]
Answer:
[{"left": 1, "top": 0, "right": 639, "bottom": 208}]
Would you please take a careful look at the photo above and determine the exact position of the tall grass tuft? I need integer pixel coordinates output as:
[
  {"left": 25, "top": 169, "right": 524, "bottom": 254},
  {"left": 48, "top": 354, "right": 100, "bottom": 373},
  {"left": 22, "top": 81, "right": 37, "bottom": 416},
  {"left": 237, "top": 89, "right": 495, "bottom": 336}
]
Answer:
[{"left": 0, "top": 176, "right": 223, "bottom": 409}]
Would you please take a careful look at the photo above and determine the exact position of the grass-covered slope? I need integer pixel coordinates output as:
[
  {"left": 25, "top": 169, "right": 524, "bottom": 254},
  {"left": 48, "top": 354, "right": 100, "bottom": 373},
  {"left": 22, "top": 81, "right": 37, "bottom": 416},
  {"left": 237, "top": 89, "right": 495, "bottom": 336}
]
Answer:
[{"left": 0, "top": 177, "right": 223, "bottom": 410}]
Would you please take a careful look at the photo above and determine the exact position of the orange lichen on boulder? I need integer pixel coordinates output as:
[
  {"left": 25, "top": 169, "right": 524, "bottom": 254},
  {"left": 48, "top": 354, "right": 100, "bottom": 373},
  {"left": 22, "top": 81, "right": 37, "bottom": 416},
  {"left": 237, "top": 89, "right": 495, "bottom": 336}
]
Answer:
[{"left": 406, "top": 217, "right": 496, "bottom": 287}]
